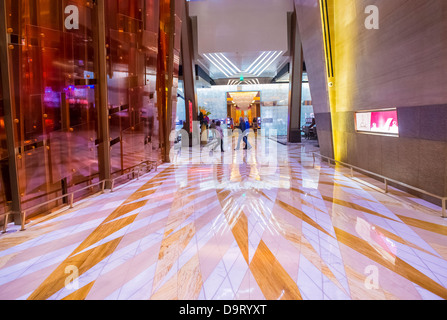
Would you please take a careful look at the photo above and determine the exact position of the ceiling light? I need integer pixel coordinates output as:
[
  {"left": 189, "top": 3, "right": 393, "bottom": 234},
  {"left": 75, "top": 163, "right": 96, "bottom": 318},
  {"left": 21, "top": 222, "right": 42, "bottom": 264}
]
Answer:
[
  {"left": 212, "top": 53, "right": 237, "bottom": 75},
  {"left": 245, "top": 52, "right": 267, "bottom": 74},
  {"left": 218, "top": 53, "right": 241, "bottom": 73},
  {"left": 250, "top": 51, "right": 276, "bottom": 76},
  {"left": 203, "top": 53, "right": 231, "bottom": 77},
  {"left": 255, "top": 51, "right": 283, "bottom": 76},
  {"left": 206, "top": 53, "right": 233, "bottom": 77}
]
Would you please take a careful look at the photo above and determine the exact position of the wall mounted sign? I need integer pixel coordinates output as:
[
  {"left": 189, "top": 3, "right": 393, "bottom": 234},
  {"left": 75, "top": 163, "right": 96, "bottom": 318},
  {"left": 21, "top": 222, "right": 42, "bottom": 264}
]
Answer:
[{"left": 355, "top": 109, "right": 399, "bottom": 136}]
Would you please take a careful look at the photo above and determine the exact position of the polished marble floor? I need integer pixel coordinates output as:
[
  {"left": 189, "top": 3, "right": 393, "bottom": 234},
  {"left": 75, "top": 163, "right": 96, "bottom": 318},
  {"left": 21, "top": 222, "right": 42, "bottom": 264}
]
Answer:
[{"left": 0, "top": 138, "right": 447, "bottom": 300}]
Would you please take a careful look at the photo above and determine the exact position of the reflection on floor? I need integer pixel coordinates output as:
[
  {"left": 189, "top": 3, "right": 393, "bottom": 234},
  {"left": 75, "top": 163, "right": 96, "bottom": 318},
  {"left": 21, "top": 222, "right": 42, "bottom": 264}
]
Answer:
[{"left": 0, "top": 140, "right": 447, "bottom": 300}]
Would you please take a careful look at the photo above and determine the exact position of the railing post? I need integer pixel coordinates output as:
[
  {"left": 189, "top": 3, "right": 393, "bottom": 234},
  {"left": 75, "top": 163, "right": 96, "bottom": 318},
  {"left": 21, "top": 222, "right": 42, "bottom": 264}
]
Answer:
[
  {"left": 385, "top": 179, "right": 389, "bottom": 193},
  {"left": 20, "top": 211, "right": 26, "bottom": 231},
  {"left": 69, "top": 194, "right": 74, "bottom": 209},
  {"left": 442, "top": 198, "right": 447, "bottom": 218},
  {"left": 2, "top": 212, "right": 9, "bottom": 233},
  {"left": 350, "top": 167, "right": 354, "bottom": 178},
  {"left": 111, "top": 180, "right": 115, "bottom": 193}
]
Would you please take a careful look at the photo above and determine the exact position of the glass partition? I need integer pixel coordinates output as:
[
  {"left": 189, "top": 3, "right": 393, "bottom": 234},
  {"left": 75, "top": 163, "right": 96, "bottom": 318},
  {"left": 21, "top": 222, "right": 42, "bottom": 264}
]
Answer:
[
  {"left": 0, "top": 63, "right": 10, "bottom": 217},
  {"left": 6, "top": 0, "right": 101, "bottom": 212},
  {"left": 106, "top": 0, "right": 161, "bottom": 179},
  {"left": 197, "top": 83, "right": 290, "bottom": 136}
]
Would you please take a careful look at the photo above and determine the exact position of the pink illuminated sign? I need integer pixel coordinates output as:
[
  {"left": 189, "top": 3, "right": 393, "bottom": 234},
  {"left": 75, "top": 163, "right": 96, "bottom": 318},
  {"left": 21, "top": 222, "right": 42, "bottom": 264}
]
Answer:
[{"left": 355, "top": 110, "right": 399, "bottom": 135}]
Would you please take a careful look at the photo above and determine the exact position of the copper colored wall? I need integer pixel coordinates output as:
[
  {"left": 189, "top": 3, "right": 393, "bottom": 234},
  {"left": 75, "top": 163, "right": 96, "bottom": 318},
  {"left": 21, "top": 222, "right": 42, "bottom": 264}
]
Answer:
[
  {"left": 3, "top": 0, "right": 166, "bottom": 218},
  {"left": 0, "top": 63, "right": 9, "bottom": 216},
  {"left": 6, "top": 0, "right": 102, "bottom": 214}
]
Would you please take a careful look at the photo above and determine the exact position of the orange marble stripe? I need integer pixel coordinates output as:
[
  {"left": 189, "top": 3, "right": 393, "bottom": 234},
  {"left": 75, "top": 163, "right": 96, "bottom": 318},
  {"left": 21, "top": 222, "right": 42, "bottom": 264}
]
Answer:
[
  {"left": 250, "top": 241, "right": 302, "bottom": 300},
  {"left": 300, "top": 235, "right": 348, "bottom": 296},
  {"left": 216, "top": 190, "right": 232, "bottom": 203},
  {"left": 28, "top": 238, "right": 122, "bottom": 300},
  {"left": 318, "top": 180, "right": 363, "bottom": 190},
  {"left": 322, "top": 195, "right": 399, "bottom": 222},
  {"left": 152, "top": 222, "right": 196, "bottom": 293},
  {"left": 397, "top": 215, "right": 447, "bottom": 237},
  {"left": 125, "top": 188, "right": 160, "bottom": 203},
  {"left": 71, "top": 213, "right": 140, "bottom": 256},
  {"left": 276, "top": 199, "right": 333, "bottom": 238},
  {"left": 281, "top": 189, "right": 327, "bottom": 214},
  {"left": 373, "top": 224, "right": 437, "bottom": 257},
  {"left": 152, "top": 253, "right": 203, "bottom": 300},
  {"left": 230, "top": 210, "right": 249, "bottom": 264},
  {"left": 25, "top": 171, "right": 165, "bottom": 300},
  {"left": 334, "top": 227, "right": 447, "bottom": 300},
  {"left": 102, "top": 200, "right": 148, "bottom": 224},
  {"left": 290, "top": 187, "right": 319, "bottom": 199},
  {"left": 62, "top": 281, "right": 95, "bottom": 300}
]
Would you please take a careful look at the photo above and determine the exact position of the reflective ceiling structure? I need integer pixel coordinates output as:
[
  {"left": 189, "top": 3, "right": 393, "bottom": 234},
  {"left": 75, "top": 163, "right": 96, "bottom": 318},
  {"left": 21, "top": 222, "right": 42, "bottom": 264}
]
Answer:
[{"left": 189, "top": 0, "right": 294, "bottom": 85}]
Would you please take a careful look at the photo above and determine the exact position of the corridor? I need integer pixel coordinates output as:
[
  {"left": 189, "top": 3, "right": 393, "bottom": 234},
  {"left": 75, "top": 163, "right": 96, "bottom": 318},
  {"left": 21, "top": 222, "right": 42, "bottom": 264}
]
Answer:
[{"left": 0, "top": 141, "right": 446, "bottom": 300}]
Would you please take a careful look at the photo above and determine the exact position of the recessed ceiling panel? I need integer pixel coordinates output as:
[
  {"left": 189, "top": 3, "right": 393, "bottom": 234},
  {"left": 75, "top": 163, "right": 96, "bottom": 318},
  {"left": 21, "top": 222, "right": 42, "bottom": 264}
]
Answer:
[{"left": 190, "top": 0, "right": 294, "bottom": 54}]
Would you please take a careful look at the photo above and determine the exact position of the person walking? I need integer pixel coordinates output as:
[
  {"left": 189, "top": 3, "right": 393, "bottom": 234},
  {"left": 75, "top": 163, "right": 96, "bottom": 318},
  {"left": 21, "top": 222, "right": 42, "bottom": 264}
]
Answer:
[
  {"left": 210, "top": 120, "right": 217, "bottom": 141},
  {"left": 235, "top": 117, "right": 246, "bottom": 150},
  {"left": 243, "top": 117, "right": 252, "bottom": 150}
]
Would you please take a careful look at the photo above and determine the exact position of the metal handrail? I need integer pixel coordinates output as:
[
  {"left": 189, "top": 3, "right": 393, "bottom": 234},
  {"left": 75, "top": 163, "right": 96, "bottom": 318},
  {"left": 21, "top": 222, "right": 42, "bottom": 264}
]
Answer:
[
  {"left": 2, "top": 159, "right": 159, "bottom": 234},
  {"left": 311, "top": 152, "right": 447, "bottom": 218}
]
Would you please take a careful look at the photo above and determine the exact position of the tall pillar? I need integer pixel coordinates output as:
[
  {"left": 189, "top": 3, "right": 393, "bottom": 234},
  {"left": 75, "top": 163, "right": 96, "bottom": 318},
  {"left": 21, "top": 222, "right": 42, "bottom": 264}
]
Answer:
[
  {"left": 0, "top": 0, "right": 22, "bottom": 224},
  {"left": 295, "top": 0, "right": 334, "bottom": 158},
  {"left": 288, "top": 10, "right": 303, "bottom": 143},
  {"left": 158, "top": 0, "right": 183, "bottom": 162},
  {"left": 94, "top": 0, "right": 111, "bottom": 186},
  {"left": 181, "top": 0, "right": 198, "bottom": 144}
]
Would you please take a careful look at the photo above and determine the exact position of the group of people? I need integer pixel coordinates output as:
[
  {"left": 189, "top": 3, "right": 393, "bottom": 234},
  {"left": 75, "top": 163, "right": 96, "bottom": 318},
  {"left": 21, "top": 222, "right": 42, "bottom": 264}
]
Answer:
[
  {"left": 205, "top": 116, "right": 253, "bottom": 152},
  {"left": 209, "top": 120, "right": 225, "bottom": 152}
]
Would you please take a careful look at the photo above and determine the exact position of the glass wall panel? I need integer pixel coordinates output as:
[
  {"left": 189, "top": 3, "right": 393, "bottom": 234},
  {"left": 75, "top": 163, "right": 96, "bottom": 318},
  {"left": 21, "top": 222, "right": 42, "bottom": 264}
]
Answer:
[
  {"left": 106, "top": 0, "right": 160, "bottom": 179},
  {"left": 176, "top": 80, "right": 186, "bottom": 130},
  {"left": 301, "top": 77, "right": 314, "bottom": 129},
  {"left": 6, "top": 0, "right": 101, "bottom": 213},
  {"left": 0, "top": 63, "right": 10, "bottom": 217},
  {"left": 196, "top": 83, "right": 290, "bottom": 136}
]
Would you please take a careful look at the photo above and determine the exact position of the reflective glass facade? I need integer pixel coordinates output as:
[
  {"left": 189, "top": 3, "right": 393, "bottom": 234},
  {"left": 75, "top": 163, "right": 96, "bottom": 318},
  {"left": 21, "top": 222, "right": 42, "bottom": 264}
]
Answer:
[
  {"left": 1, "top": 0, "right": 179, "bottom": 219},
  {"left": 105, "top": 0, "right": 161, "bottom": 177},
  {"left": 0, "top": 62, "right": 9, "bottom": 216},
  {"left": 6, "top": 0, "right": 102, "bottom": 212}
]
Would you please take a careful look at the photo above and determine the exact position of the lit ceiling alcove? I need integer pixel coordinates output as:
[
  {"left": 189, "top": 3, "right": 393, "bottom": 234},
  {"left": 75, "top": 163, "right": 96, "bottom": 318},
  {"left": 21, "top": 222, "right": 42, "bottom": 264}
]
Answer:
[{"left": 189, "top": 0, "right": 294, "bottom": 85}]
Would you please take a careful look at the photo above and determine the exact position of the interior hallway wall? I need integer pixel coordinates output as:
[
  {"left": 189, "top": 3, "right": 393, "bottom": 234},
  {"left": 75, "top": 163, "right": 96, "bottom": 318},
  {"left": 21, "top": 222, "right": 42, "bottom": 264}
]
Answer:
[
  {"left": 297, "top": 0, "right": 447, "bottom": 200},
  {"left": 331, "top": 0, "right": 447, "bottom": 200}
]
